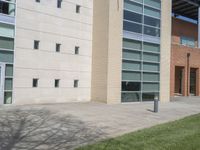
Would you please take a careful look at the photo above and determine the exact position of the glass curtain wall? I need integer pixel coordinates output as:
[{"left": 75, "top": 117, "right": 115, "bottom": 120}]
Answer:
[
  {"left": 122, "top": 0, "right": 161, "bottom": 102},
  {"left": 0, "top": 0, "right": 15, "bottom": 104}
]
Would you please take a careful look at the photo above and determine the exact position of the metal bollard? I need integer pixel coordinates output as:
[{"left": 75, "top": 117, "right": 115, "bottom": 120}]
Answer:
[{"left": 154, "top": 96, "right": 159, "bottom": 113}]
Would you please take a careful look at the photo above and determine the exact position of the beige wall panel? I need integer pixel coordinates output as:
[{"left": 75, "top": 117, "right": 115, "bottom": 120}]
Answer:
[
  {"left": 91, "top": 0, "right": 109, "bottom": 103},
  {"left": 107, "top": 0, "right": 123, "bottom": 104},
  {"left": 160, "top": 0, "right": 172, "bottom": 102},
  {"left": 91, "top": 0, "right": 122, "bottom": 104},
  {"left": 13, "top": 0, "right": 93, "bottom": 104}
]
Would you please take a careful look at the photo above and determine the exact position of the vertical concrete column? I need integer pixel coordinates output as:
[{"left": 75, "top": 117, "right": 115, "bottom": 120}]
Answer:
[
  {"left": 198, "top": 7, "right": 200, "bottom": 48},
  {"left": 91, "top": 0, "right": 123, "bottom": 104},
  {"left": 160, "top": 0, "right": 172, "bottom": 102}
]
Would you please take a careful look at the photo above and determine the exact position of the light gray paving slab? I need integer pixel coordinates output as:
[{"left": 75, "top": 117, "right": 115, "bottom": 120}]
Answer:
[{"left": 0, "top": 97, "right": 200, "bottom": 149}]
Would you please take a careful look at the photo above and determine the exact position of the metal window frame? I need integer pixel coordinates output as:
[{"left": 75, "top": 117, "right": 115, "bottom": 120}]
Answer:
[{"left": 0, "top": 63, "right": 5, "bottom": 104}]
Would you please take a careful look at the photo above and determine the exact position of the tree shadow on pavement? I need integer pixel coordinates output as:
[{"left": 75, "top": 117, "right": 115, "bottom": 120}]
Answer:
[{"left": 0, "top": 108, "right": 107, "bottom": 150}]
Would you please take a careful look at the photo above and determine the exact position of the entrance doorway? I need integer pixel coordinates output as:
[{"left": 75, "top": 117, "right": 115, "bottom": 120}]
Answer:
[
  {"left": 0, "top": 63, "right": 5, "bottom": 104},
  {"left": 190, "top": 68, "right": 197, "bottom": 96},
  {"left": 174, "top": 66, "right": 184, "bottom": 96}
]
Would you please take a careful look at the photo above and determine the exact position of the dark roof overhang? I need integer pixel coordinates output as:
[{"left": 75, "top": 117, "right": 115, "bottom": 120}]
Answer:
[{"left": 172, "top": 0, "right": 200, "bottom": 20}]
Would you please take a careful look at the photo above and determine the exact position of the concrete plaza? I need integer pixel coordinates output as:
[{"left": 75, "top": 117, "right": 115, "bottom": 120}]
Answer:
[{"left": 0, "top": 97, "right": 200, "bottom": 150}]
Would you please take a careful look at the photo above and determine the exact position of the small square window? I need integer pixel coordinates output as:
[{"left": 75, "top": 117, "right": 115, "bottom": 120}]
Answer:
[
  {"left": 74, "top": 80, "right": 79, "bottom": 88},
  {"left": 35, "top": 0, "right": 40, "bottom": 3},
  {"left": 57, "top": 0, "right": 62, "bottom": 8},
  {"left": 55, "top": 79, "right": 60, "bottom": 88},
  {"left": 56, "top": 43, "right": 61, "bottom": 52},
  {"left": 76, "top": 5, "right": 80, "bottom": 13},
  {"left": 75, "top": 46, "right": 79, "bottom": 55},
  {"left": 32, "top": 79, "right": 38, "bottom": 88},
  {"left": 34, "top": 40, "right": 40, "bottom": 49}
]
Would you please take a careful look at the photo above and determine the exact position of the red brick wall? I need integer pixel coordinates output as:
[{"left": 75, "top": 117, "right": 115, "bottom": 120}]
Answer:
[
  {"left": 171, "top": 17, "right": 200, "bottom": 97},
  {"left": 172, "top": 17, "right": 198, "bottom": 47}
]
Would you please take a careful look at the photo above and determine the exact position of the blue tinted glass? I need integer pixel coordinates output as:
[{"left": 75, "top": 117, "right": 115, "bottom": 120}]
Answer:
[
  {"left": 124, "top": 10, "right": 142, "bottom": 23},
  {"left": 144, "top": 16, "right": 160, "bottom": 27},
  {"left": 123, "top": 21, "right": 142, "bottom": 33}
]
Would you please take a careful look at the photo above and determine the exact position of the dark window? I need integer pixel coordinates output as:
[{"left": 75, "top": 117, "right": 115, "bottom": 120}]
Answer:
[
  {"left": 56, "top": 43, "right": 61, "bottom": 52},
  {"left": 122, "top": 82, "right": 141, "bottom": 91},
  {"left": 32, "top": 79, "right": 38, "bottom": 88},
  {"left": 57, "top": 0, "right": 62, "bottom": 8},
  {"left": 124, "top": 10, "right": 142, "bottom": 23},
  {"left": 55, "top": 79, "right": 60, "bottom": 88},
  {"left": 74, "top": 80, "right": 79, "bottom": 88},
  {"left": 35, "top": 0, "right": 40, "bottom": 3},
  {"left": 142, "top": 93, "right": 159, "bottom": 101},
  {"left": 144, "top": 16, "right": 160, "bottom": 28},
  {"left": 123, "top": 21, "right": 142, "bottom": 33},
  {"left": 144, "top": 26, "right": 160, "bottom": 37},
  {"left": 76, "top": 5, "right": 80, "bottom": 13},
  {"left": 75, "top": 46, "right": 79, "bottom": 54},
  {"left": 34, "top": 40, "right": 40, "bottom": 49},
  {"left": 0, "top": 1, "right": 9, "bottom": 15}
]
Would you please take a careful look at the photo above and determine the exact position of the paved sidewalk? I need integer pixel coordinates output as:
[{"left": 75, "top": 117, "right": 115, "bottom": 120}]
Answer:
[{"left": 0, "top": 97, "right": 200, "bottom": 150}]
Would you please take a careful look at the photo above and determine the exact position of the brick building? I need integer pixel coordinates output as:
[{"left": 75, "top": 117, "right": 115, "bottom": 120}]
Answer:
[{"left": 171, "top": 17, "right": 200, "bottom": 97}]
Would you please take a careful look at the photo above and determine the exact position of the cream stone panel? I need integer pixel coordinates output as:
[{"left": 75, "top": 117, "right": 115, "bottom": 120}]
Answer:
[
  {"left": 107, "top": 0, "right": 123, "bottom": 104},
  {"left": 160, "top": 0, "right": 172, "bottom": 102},
  {"left": 91, "top": 0, "right": 109, "bottom": 103},
  {"left": 91, "top": 0, "right": 123, "bottom": 104},
  {"left": 13, "top": 0, "right": 93, "bottom": 104}
]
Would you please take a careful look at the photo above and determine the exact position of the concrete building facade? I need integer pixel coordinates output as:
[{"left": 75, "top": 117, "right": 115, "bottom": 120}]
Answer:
[
  {"left": 0, "top": 0, "right": 199, "bottom": 105},
  {"left": 0, "top": 0, "right": 93, "bottom": 104}
]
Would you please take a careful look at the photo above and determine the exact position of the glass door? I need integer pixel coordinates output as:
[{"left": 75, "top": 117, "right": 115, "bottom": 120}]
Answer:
[{"left": 0, "top": 63, "right": 5, "bottom": 104}]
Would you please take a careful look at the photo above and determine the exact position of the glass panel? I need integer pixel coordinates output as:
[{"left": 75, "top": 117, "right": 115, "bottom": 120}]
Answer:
[
  {"left": 5, "top": 64, "right": 13, "bottom": 76},
  {"left": 0, "top": 50, "right": 14, "bottom": 63},
  {"left": 132, "top": 0, "right": 143, "bottom": 3},
  {"left": 143, "top": 63, "right": 159, "bottom": 71},
  {"left": 181, "top": 36, "right": 195, "bottom": 48},
  {"left": 143, "top": 83, "right": 159, "bottom": 91},
  {"left": 123, "top": 49, "right": 141, "bottom": 60},
  {"left": 5, "top": 78, "right": 12, "bottom": 90},
  {"left": 0, "top": 37, "right": 14, "bottom": 50},
  {"left": 0, "top": 23, "right": 15, "bottom": 38},
  {"left": 4, "top": 92, "right": 12, "bottom": 104},
  {"left": 122, "top": 81, "right": 141, "bottom": 91},
  {"left": 144, "top": 0, "right": 161, "bottom": 9},
  {"left": 123, "top": 60, "right": 141, "bottom": 70},
  {"left": 122, "top": 71, "right": 141, "bottom": 81},
  {"left": 0, "top": 1, "right": 15, "bottom": 16},
  {"left": 122, "top": 92, "right": 140, "bottom": 102},
  {"left": 143, "top": 42, "right": 160, "bottom": 52},
  {"left": 123, "top": 39, "right": 142, "bottom": 50},
  {"left": 143, "top": 73, "right": 159, "bottom": 81},
  {"left": 142, "top": 93, "right": 159, "bottom": 101},
  {"left": 144, "top": 16, "right": 160, "bottom": 27},
  {"left": 143, "top": 53, "right": 160, "bottom": 62},
  {"left": 123, "top": 21, "right": 142, "bottom": 33},
  {"left": 144, "top": 26, "right": 160, "bottom": 37},
  {"left": 124, "top": 10, "right": 142, "bottom": 23},
  {"left": 124, "top": 0, "right": 143, "bottom": 13},
  {"left": 0, "top": 66, "right": 1, "bottom": 85},
  {"left": 144, "top": 6, "right": 160, "bottom": 18}
]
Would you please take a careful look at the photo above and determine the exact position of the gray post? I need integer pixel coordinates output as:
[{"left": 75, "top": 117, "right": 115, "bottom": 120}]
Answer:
[{"left": 154, "top": 95, "right": 159, "bottom": 113}]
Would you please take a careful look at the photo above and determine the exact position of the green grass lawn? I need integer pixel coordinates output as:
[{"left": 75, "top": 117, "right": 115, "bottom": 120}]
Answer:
[{"left": 77, "top": 114, "right": 200, "bottom": 150}]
